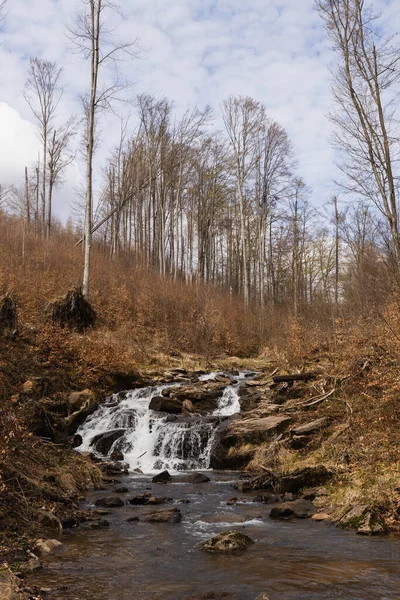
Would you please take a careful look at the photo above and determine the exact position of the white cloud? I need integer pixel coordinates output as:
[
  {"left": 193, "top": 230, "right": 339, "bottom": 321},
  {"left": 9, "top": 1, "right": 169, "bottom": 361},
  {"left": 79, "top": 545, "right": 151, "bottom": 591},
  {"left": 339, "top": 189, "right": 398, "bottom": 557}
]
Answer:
[{"left": 1, "top": 0, "right": 398, "bottom": 219}]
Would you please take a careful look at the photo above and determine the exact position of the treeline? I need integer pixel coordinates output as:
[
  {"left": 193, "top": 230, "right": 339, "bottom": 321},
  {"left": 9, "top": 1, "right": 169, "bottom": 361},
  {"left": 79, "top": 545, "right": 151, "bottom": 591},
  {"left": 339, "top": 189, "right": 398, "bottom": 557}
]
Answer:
[{"left": 1, "top": 0, "right": 397, "bottom": 318}]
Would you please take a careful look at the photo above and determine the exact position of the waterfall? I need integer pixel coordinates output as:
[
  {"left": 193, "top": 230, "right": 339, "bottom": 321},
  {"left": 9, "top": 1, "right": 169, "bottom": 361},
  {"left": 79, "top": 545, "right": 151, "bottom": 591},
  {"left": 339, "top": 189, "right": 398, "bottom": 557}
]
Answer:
[{"left": 77, "top": 372, "right": 252, "bottom": 474}]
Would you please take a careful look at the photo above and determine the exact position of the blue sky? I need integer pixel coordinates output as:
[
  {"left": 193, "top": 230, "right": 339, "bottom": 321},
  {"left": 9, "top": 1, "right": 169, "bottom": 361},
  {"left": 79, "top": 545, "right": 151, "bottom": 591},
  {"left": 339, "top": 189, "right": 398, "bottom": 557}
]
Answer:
[{"left": 0, "top": 0, "right": 397, "bottom": 221}]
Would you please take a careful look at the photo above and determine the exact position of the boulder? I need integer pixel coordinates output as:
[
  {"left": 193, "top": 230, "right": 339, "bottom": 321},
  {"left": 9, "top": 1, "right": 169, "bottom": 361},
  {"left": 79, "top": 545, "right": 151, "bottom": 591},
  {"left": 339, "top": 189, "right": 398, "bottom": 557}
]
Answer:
[
  {"left": 114, "top": 486, "right": 129, "bottom": 494},
  {"left": 152, "top": 470, "right": 172, "bottom": 484},
  {"left": 94, "top": 496, "right": 124, "bottom": 508},
  {"left": 142, "top": 508, "right": 182, "bottom": 523},
  {"left": 149, "top": 396, "right": 182, "bottom": 414},
  {"left": 168, "top": 383, "right": 225, "bottom": 405},
  {"left": 277, "top": 466, "right": 333, "bottom": 494},
  {"left": 269, "top": 499, "right": 316, "bottom": 520},
  {"left": 337, "top": 504, "right": 387, "bottom": 535},
  {"left": 69, "top": 389, "right": 95, "bottom": 410},
  {"left": 291, "top": 417, "right": 330, "bottom": 436},
  {"left": 99, "top": 461, "right": 128, "bottom": 475},
  {"left": 34, "top": 539, "right": 63, "bottom": 556},
  {"left": 37, "top": 510, "right": 63, "bottom": 533},
  {"left": 199, "top": 530, "right": 254, "bottom": 554},
  {"left": 91, "top": 429, "right": 125, "bottom": 455}
]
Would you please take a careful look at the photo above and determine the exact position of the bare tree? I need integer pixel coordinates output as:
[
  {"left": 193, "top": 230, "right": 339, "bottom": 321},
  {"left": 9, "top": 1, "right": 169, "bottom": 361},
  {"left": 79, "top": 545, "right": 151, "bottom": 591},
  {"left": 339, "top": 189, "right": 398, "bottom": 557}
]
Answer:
[
  {"left": 67, "top": 0, "right": 138, "bottom": 298},
  {"left": 24, "top": 58, "right": 63, "bottom": 234},
  {"left": 316, "top": 0, "right": 400, "bottom": 280}
]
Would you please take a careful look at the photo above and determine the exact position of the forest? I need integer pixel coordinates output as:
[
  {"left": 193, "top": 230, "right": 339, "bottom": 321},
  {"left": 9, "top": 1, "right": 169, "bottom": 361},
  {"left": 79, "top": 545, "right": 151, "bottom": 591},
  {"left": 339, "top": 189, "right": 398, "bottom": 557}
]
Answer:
[{"left": 2, "top": 1, "right": 400, "bottom": 600}]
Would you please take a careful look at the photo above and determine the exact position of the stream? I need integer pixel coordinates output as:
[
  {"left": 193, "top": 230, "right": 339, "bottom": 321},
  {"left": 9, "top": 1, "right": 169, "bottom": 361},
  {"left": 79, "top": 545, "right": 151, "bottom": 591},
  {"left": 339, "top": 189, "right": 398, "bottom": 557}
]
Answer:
[{"left": 30, "top": 373, "right": 400, "bottom": 600}]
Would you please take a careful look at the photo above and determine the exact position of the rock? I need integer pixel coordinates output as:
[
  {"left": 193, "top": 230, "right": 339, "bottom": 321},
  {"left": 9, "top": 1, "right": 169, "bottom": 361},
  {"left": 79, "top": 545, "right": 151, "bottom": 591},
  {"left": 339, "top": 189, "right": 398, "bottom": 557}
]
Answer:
[
  {"left": 221, "top": 415, "right": 292, "bottom": 446},
  {"left": 146, "top": 496, "right": 167, "bottom": 505},
  {"left": 134, "top": 468, "right": 144, "bottom": 474},
  {"left": 337, "top": 504, "right": 387, "bottom": 535},
  {"left": 126, "top": 516, "right": 139, "bottom": 522},
  {"left": 277, "top": 466, "right": 333, "bottom": 494},
  {"left": 93, "top": 509, "right": 110, "bottom": 516},
  {"left": 110, "top": 449, "right": 124, "bottom": 461},
  {"left": 152, "top": 470, "right": 172, "bottom": 484},
  {"left": 69, "top": 389, "right": 95, "bottom": 410},
  {"left": 37, "top": 510, "right": 63, "bottom": 533},
  {"left": 199, "top": 530, "right": 254, "bottom": 554},
  {"left": 70, "top": 434, "right": 83, "bottom": 448},
  {"left": 129, "top": 492, "right": 152, "bottom": 505},
  {"left": 291, "top": 417, "right": 330, "bottom": 436},
  {"left": 22, "top": 377, "right": 44, "bottom": 396},
  {"left": 312, "top": 513, "right": 331, "bottom": 522},
  {"left": 0, "top": 571, "right": 29, "bottom": 600},
  {"left": 95, "top": 496, "right": 124, "bottom": 507},
  {"left": 149, "top": 396, "right": 182, "bottom": 414},
  {"left": 91, "top": 429, "right": 125, "bottom": 455},
  {"left": 19, "top": 556, "right": 42, "bottom": 573},
  {"left": 82, "top": 519, "right": 110, "bottom": 530},
  {"left": 269, "top": 499, "right": 316, "bottom": 520},
  {"left": 100, "top": 461, "right": 128, "bottom": 475},
  {"left": 114, "top": 486, "right": 128, "bottom": 494},
  {"left": 254, "top": 595, "right": 270, "bottom": 600},
  {"left": 142, "top": 508, "right": 182, "bottom": 523},
  {"left": 174, "top": 473, "right": 210, "bottom": 484},
  {"left": 34, "top": 539, "right": 63, "bottom": 555},
  {"left": 182, "top": 399, "right": 195, "bottom": 413}
]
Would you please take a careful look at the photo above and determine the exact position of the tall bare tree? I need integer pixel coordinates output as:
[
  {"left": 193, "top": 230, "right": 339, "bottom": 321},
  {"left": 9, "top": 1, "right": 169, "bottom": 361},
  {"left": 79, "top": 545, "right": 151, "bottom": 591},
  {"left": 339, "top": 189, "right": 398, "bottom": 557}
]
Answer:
[
  {"left": 67, "top": 0, "right": 138, "bottom": 298},
  {"left": 316, "top": 0, "right": 400, "bottom": 279},
  {"left": 24, "top": 58, "right": 63, "bottom": 234}
]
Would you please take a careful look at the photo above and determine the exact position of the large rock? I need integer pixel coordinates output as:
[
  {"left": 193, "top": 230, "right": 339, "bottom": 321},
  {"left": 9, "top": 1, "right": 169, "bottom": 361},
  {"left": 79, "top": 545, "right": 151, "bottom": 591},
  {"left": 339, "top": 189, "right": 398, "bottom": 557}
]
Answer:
[
  {"left": 152, "top": 470, "right": 172, "bottom": 484},
  {"left": 95, "top": 496, "right": 124, "bottom": 507},
  {"left": 337, "top": 504, "right": 387, "bottom": 535},
  {"left": 37, "top": 510, "right": 63, "bottom": 533},
  {"left": 269, "top": 499, "right": 316, "bottom": 520},
  {"left": 291, "top": 417, "right": 330, "bottom": 436},
  {"left": 129, "top": 492, "right": 152, "bottom": 505},
  {"left": 167, "top": 383, "right": 225, "bottom": 406},
  {"left": 199, "top": 530, "right": 254, "bottom": 554},
  {"left": 221, "top": 415, "right": 292, "bottom": 446},
  {"left": 142, "top": 508, "right": 182, "bottom": 523},
  {"left": 149, "top": 396, "right": 182, "bottom": 414},
  {"left": 91, "top": 429, "right": 125, "bottom": 455}
]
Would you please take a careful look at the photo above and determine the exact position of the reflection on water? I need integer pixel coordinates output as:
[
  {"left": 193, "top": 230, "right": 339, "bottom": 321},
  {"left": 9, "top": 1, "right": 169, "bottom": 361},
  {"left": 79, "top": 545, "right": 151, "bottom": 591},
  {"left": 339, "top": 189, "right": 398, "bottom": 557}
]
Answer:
[{"left": 30, "top": 473, "right": 400, "bottom": 600}]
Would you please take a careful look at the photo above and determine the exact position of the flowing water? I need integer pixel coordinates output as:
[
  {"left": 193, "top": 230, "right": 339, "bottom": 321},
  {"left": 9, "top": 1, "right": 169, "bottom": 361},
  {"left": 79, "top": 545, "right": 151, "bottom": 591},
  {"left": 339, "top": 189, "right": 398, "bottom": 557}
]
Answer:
[{"left": 30, "top": 374, "right": 400, "bottom": 600}]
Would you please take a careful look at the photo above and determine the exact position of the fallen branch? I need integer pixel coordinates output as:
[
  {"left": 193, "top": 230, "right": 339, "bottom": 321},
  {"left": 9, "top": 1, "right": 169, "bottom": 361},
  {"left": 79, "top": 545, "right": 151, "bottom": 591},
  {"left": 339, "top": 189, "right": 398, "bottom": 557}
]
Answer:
[{"left": 273, "top": 372, "right": 317, "bottom": 384}]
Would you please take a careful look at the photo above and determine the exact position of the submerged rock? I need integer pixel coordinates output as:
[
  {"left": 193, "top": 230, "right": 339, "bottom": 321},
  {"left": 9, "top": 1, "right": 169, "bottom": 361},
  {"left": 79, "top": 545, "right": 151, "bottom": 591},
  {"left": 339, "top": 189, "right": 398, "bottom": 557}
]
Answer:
[
  {"left": 82, "top": 519, "right": 110, "bottom": 530},
  {"left": 199, "top": 530, "right": 254, "bottom": 554},
  {"left": 34, "top": 539, "right": 63, "bottom": 556},
  {"left": 142, "top": 508, "right": 182, "bottom": 523}
]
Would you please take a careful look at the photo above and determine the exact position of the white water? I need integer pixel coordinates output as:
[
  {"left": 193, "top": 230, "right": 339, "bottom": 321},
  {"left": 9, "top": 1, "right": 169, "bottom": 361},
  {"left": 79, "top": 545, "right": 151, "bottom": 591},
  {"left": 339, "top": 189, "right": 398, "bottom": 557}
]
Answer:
[{"left": 77, "top": 373, "right": 251, "bottom": 473}]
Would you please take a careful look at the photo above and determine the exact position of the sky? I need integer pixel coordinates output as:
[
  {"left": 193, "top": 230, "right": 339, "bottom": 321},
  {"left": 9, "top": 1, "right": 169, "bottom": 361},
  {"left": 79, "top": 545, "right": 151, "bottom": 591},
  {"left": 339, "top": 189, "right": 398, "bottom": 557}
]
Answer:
[{"left": 0, "top": 0, "right": 398, "bottom": 222}]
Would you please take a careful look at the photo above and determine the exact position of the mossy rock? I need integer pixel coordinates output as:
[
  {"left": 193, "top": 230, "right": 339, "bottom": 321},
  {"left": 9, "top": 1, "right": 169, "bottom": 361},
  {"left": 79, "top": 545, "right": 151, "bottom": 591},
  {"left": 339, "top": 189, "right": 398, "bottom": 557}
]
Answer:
[
  {"left": 199, "top": 530, "right": 255, "bottom": 554},
  {"left": 337, "top": 504, "right": 387, "bottom": 535}
]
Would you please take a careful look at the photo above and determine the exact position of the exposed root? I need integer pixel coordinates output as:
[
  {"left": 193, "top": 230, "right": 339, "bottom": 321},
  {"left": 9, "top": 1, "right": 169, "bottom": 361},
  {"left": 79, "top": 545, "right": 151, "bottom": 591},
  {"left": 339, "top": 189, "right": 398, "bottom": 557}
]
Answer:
[{"left": 46, "top": 287, "right": 96, "bottom": 332}]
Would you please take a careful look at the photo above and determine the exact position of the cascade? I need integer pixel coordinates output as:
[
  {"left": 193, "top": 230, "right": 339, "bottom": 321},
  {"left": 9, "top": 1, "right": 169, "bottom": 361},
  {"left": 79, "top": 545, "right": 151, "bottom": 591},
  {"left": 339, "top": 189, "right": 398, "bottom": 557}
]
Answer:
[{"left": 77, "top": 373, "right": 249, "bottom": 473}]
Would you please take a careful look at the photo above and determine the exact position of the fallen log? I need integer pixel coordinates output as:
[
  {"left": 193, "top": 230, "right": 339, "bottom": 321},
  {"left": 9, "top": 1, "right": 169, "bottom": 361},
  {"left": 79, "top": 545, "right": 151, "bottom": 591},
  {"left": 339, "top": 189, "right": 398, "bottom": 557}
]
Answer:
[{"left": 273, "top": 372, "right": 317, "bottom": 383}]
